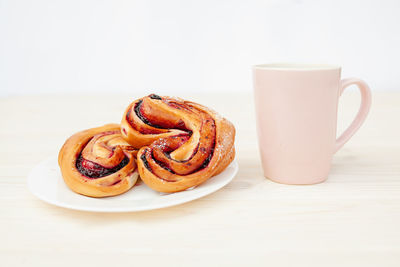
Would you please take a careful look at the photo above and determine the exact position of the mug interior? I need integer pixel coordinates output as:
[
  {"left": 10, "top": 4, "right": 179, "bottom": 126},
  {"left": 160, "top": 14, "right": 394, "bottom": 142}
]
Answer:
[{"left": 253, "top": 63, "right": 340, "bottom": 71}]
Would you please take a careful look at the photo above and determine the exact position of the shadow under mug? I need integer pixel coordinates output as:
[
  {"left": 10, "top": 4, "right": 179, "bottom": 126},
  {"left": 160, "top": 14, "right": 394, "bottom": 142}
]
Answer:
[{"left": 253, "top": 63, "right": 372, "bottom": 185}]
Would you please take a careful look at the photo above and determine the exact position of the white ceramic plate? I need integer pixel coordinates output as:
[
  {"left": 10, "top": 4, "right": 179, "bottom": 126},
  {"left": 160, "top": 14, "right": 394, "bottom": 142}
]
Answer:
[{"left": 27, "top": 157, "right": 238, "bottom": 212}]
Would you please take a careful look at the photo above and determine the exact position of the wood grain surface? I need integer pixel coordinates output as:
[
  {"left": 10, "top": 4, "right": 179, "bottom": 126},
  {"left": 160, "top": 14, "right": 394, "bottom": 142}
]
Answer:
[{"left": 1, "top": 92, "right": 399, "bottom": 266}]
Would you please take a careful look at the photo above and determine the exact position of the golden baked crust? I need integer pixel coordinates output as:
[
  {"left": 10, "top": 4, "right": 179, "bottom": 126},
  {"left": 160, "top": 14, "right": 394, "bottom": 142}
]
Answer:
[
  {"left": 58, "top": 124, "right": 139, "bottom": 197},
  {"left": 121, "top": 95, "right": 235, "bottom": 193}
]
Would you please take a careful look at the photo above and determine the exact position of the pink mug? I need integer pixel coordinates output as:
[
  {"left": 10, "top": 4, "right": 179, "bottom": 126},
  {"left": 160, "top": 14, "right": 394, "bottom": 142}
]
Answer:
[{"left": 253, "top": 63, "right": 372, "bottom": 185}]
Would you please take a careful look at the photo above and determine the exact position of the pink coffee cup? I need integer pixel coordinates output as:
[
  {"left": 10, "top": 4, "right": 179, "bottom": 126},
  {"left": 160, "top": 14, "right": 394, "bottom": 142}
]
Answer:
[{"left": 253, "top": 63, "right": 372, "bottom": 185}]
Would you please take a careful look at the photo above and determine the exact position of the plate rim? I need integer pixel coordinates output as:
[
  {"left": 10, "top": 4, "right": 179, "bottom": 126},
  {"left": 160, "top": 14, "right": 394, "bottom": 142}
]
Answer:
[{"left": 27, "top": 157, "right": 239, "bottom": 213}]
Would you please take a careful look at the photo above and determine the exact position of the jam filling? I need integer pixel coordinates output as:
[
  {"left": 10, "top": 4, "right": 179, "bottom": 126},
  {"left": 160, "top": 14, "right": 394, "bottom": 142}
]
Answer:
[
  {"left": 200, "top": 149, "right": 213, "bottom": 169},
  {"left": 194, "top": 137, "right": 215, "bottom": 171},
  {"left": 149, "top": 94, "right": 162, "bottom": 100},
  {"left": 141, "top": 151, "right": 152, "bottom": 171},
  {"left": 76, "top": 155, "right": 129, "bottom": 178}
]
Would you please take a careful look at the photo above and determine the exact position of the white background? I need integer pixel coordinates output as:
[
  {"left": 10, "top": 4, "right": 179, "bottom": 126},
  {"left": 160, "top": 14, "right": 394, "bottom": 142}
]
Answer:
[{"left": 1, "top": 0, "right": 399, "bottom": 96}]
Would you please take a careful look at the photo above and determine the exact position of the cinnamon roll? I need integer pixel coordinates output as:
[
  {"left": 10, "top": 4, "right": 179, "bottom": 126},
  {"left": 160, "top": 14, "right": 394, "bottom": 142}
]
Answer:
[
  {"left": 121, "top": 94, "right": 235, "bottom": 193},
  {"left": 58, "top": 124, "right": 139, "bottom": 197}
]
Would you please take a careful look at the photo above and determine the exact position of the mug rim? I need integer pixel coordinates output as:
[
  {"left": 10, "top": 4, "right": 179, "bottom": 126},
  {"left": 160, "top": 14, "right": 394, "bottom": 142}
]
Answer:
[{"left": 253, "top": 63, "right": 341, "bottom": 71}]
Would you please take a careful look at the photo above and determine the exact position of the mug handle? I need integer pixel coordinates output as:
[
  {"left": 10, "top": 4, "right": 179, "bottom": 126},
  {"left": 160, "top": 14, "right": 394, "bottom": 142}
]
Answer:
[{"left": 334, "top": 78, "right": 372, "bottom": 153}]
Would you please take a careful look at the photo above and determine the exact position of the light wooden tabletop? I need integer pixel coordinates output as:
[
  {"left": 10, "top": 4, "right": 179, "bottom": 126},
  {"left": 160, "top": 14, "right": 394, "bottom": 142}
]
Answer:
[{"left": 1, "top": 92, "right": 399, "bottom": 266}]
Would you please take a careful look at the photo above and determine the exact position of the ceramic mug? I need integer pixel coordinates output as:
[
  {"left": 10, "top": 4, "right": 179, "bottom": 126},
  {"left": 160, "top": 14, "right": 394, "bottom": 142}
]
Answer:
[{"left": 253, "top": 63, "right": 372, "bottom": 185}]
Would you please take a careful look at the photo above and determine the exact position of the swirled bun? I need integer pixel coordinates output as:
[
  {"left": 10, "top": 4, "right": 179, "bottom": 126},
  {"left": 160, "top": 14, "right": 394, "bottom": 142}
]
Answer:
[
  {"left": 58, "top": 124, "right": 139, "bottom": 197},
  {"left": 121, "top": 94, "right": 235, "bottom": 193}
]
